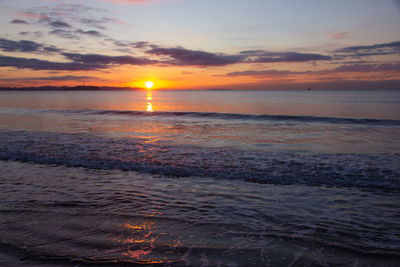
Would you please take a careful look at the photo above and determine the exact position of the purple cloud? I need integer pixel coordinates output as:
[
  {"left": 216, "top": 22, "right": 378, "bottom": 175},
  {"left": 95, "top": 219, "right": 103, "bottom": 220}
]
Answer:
[
  {"left": 225, "top": 69, "right": 304, "bottom": 77},
  {"left": 241, "top": 50, "right": 332, "bottom": 63},
  {"left": 0, "top": 51, "right": 156, "bottom": 71},
  {"left": 147, "top": 46, "right": 243, "bottom": 66},
  {"left": 76, "top": 29, "right": 104, "bottom": 37},
  {"left": 0, "top": 75, "right": 100, "bottom": 82},
  {"left": 338, "top": 41, "right": 400, "bottom": 53},
  {"left": 0, "top": 38, "right": 60, "bottom": 54},
  {"left": 335, "top": 40, "right": 400, "bottom": 58},
  {"left": 133, "top": 41, "right": 150, "bottom": 49},
  {"left": 10, "top": 19, "right": 28, "bottom": 24},
  {"left": 49, "top": 21, "right": 71, "bottom": 28},
  {"left": 49, "top": 29, "right": 78, "bottom": 39},
  {"left": 50, "top": 29, "right": 104, "bottom": 39},
  {"left": 145, "top": 46, "right": 331, "bottom": 66},
  {"left": 224, "top": 63, "right": 400, "bottom": 77},
  {"left": 0, "top": 55, "right": 98, "bottom": 71},
  {"left": 62, "top": 53, "right": 154, "bottom": 65},
  {"left": 321, "top": 63, "right": 400, "bottom": 74},
  {"left": 19, "top": 4, "right": 120, "bottom": 33},
  {"left": 18, "top": 31, "right": 43, "bottom": 38}
]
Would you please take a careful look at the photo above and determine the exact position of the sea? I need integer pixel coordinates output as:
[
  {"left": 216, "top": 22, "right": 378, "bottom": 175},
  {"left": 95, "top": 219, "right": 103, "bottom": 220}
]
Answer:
[{"left": 0, "top": 89, "right": 399, "bottom": 266}]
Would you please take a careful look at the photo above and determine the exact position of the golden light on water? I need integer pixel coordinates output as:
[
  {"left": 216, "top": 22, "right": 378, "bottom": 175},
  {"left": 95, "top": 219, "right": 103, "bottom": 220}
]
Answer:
[
  {"left": 118, "top": 222, "right": 178, "bottom": 264},
  {"left": 146, "top": 92, "right": 153, "bottom": 111},
  {"left": 147, "top": 102, "right": 153, "bottom": 112}
]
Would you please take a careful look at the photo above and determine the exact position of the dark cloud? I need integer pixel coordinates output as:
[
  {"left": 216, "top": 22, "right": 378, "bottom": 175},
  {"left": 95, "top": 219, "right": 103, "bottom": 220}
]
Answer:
[
  {"left": 225, "top": 69, "right": 304, "bottom": 77},
  {"left": 251, "top": 79, "right": 400, "bottom": 90},
  {"left": 113, "top": 40, "right": 133, "bottom": 47},
  {"left": 145, "top": 45, "right": 332, "bottom": 66},
  {"left": 240, "top": 50, "right": 332, "bottom": 63},
  {"left": 0, "top": 39, "right": 40, "bottom": 52},
  {"left": 224, "top": 63, "right": 400, "bottom": 77},
  {"left": 62, "top": 53, "right": 154, "bottom": 65},
  {"left": 35, "top": 75, "right": 99, "bottom": 81},
  {"left": 49, "top": 29, "right": 104, "bottom": 39},
  {"left": 49, "top": 29, "right": 78, "bottom": 39},
  {"left": 113, "top": 47, "right": 133, "bottom": 53},
  {"left": 80, "top": 18, "right": 107, "bottom": 29},
  {"left": 53, "top": 4, "right": 104, "bottom": 14},
  {"left": 42, "top": 46, "right": 61, "bottom": 53},
  {"left": 26, "top": 4, "right": 104, "bottom": 19},
  {"left": 338, "top": 41, "right": 400, "bottom": 53},
  {"left": 0, "top": 50, "right": 154, "bottom": 71},
  {"left": 335, "top": 41, "right": 400, "bottom": 58},
  {"left": 0, "top": 75, "right": 100, "bottom": 82},
  {"left": 10, "top": 19, "right": 28, "bottom": 24},
  {"left": 79, "top": 17, "right": 118, "bottom": 29},
  {"left": 147, "top": 46, "right": 243, "bottom": 66},
  {"left": 49, "top": 21, "right": 71, "bottom": 28},
  {"left": 320, "top": 63, "right": 400, "bottom": 74},
  {"left": 0, "top": 38, "right": 60, "bottom": 54},
  {"left": 76, "top": 29, "right": 104, "bottom": 37},
  {"left": 0, "top": 55, "right": 101, "bottom": 71},
  {"left": 20, "top": 4, "right": 118, "bottom": 32},
  {"left": 144, "top": 47, "right": 331, "bottom": 67},
  {"left": 109, "top": 40, "right": 150, "bottom": 53},
  {"left": 111, "top": 41, "right": 150, "bottom": 52},
  {"left": 133, "top": 41, "right": 150, "bottom": 49},
  {"left": 19, "top": 31, "right": 43, "bottom": 38}
]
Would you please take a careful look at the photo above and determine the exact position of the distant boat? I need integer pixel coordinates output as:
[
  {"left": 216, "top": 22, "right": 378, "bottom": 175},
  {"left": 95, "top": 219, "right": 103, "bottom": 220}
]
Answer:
[{"left": 307, "top": 88, "right": 311, "bottom": 90}]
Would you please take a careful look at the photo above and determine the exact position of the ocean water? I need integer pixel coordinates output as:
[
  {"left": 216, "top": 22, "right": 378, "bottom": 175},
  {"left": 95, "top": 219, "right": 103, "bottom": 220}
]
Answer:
[{"left": 0, "top": 89, "right": 399, "bottom": 266}]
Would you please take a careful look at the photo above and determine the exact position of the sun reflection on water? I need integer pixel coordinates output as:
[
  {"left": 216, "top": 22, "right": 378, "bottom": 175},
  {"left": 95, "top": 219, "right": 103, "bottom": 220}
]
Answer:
[
  {"left": 122, "top": 223, "right": 155, "bottom": 260},
  {"left": 146, "top": 92, "right": 153, "bottom": 112},
  {"left": 146, "top": 102, "right": 153, "bottom": 112},
  {"left": 117, "top": 221, "right": 181, "bottom": 264}
]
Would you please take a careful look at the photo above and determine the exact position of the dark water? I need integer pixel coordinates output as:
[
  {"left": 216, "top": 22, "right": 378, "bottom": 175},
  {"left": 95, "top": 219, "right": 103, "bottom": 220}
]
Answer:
[{"left": 0, "top": 90, "right": 399, "bottom": 266}]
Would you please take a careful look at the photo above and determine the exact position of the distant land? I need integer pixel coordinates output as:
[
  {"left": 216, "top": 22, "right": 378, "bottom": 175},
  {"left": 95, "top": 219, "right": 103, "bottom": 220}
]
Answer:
[
  {"left": 0, "top": 86, "right": 142, "bottom": 91},
  {"left": 1, "top": 84, "right": 399, "bottom": 91},
  {"left": 0, "top": 86, "right": 237, "bottom": 91}
]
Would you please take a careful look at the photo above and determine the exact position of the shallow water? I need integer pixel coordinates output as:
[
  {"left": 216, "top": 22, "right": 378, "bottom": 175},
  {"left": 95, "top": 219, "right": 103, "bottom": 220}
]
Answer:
[
  {"left": 1, "top": 161, "right": 400, "bottom": 266},
  {"left": 0, "top": 90, "right": 399, "bottom": 266}
]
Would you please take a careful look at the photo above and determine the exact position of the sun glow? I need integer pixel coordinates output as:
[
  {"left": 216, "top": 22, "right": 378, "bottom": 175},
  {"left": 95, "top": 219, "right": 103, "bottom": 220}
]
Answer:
[
  {"left": 145, "top": 81, "right": 154, "bottom": 89},
  {"left": 146, "top": 102, "right": 153, "bottom": 112}
]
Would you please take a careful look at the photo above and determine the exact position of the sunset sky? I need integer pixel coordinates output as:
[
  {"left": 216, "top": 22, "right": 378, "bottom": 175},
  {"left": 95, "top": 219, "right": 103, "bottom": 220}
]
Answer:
[{"left": 0, "top": 0, "right": 399, "bottom": 89}]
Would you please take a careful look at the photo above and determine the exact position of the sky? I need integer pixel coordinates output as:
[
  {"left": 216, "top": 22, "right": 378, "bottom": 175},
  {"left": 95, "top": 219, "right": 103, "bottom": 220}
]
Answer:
[{"left": 0, "top": 0, "right": 399, "bottom": 89}]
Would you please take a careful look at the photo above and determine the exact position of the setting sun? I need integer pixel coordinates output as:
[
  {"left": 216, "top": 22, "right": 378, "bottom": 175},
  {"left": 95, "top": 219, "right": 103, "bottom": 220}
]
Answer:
[{"left": 145, "top": 81, "right": 154, "bottom": 89}]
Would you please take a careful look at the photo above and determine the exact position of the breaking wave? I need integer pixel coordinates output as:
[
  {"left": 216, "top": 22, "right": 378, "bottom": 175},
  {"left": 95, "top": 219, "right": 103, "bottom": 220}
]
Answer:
[
  {"left": 55, "top": 109, "right": 400, "bottom": 126},
  {"left": 0, "top": 130, "right": 399, "bottom": 190}
]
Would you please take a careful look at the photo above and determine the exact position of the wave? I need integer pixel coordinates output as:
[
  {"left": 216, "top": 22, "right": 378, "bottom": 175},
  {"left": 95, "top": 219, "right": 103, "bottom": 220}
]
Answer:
[
  {"left": 53, "top": 109, "right": 400, "bottom": 126},
  {"left": 0, "top": 130, "right": 399, "bottom": 190},
  {"left": 1, "top": 207, "right": 399, "bottom": 266}
]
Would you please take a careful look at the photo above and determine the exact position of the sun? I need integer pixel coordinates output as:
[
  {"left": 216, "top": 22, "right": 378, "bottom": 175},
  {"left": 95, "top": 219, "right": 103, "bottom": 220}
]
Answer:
[{"left": 145, "top": 81, "right": 154, "bottom": 89}]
